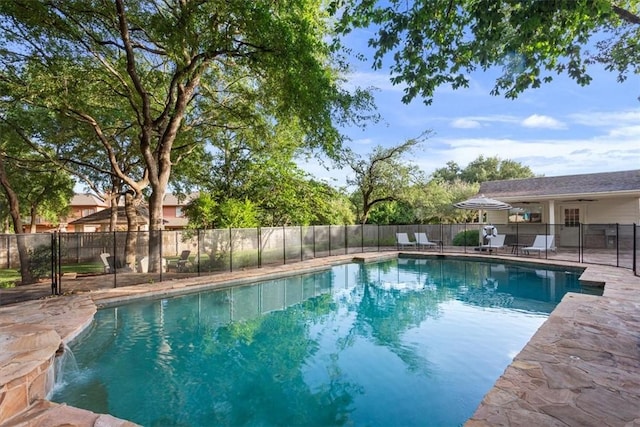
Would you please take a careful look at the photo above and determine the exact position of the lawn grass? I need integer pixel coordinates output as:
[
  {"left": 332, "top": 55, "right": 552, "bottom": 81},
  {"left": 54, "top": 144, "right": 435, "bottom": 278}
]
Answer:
[
  {"left": 0, "top": 262, "right": 104, "bottom": 288},
  {"left": 0, "top": 269, "right": 20, "bottom": 288},
  {"left": 61, "top": 262, "right": 103, "bottom": 274}
]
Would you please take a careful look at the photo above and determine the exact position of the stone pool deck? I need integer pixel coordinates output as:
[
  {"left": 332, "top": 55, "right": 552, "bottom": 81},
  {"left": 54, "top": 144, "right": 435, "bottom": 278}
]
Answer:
[{"left": 1, "top": 251, "right": 639, "bottom": 426}]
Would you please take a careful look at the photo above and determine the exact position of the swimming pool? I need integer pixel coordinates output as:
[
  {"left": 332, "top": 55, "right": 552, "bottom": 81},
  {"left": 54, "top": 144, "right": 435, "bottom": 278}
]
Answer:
[{"left": 51, "top": 257, "right": 595, "bottom": 426}]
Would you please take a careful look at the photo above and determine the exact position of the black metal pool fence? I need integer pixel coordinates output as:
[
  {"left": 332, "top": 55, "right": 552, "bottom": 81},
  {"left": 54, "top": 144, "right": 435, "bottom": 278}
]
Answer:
[{"left": 0, "top": 222, "right": 638, "bottom": 297}]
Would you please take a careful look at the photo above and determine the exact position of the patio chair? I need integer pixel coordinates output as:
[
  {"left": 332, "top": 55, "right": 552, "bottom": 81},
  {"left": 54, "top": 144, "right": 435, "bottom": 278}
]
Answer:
[
  {"left": 396, "top": 233, "right": 416, "bottom": 249},
  {"left": 176, "top": 250, "right": 191, "bottom": 272},
  {"left": 476, "top": 234, "right": 506, "bottom": 252},
  {"left": 415, "top": 232, "right": 439, "bottom": 250},
  {"left": 522, "top": 235, "right": 556, "bottom": 257},
  {"left": 100, "top": 253, "right": 113, "bottom": 273}
]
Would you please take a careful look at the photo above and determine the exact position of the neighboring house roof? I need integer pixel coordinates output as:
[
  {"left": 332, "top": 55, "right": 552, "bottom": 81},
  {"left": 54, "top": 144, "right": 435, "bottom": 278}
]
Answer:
[
  {"left": 70, "top": 193, "right": 108, "bottom": 207},
  {"left": 163, "top": 192, "right": 197, "bottom": 206},
  {"left": 68, "top": 206, "right": 151, "bottom": 225},
  {"left": 479, "top": 169, "right": 640, "bottom": 200},
  {"left": 164, "top": 217, "right": 189, "bottom": 228}
]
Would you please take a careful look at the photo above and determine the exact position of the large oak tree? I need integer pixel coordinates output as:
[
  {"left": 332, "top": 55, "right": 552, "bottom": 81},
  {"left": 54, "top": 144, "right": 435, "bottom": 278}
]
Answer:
[{"left": 0, "top": 0, "right": 371, "bottom": 271}]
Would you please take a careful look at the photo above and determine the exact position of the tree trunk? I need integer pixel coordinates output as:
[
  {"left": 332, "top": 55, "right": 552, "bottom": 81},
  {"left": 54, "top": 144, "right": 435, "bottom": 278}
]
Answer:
[
  {"left": 109, "top": 193, "right": 119, "bottom": 232},
  {"left": 0, "top": 157, "right": 35, "bottom": 284},
  {"left": 29, "top": 206, "right": 37, "bottom": 233},
  {"left": 147, "top": 186, "right": 165, "bottom": 273},
  {"left": 124, "top": 190, "right": 140, "bottom": 271}
]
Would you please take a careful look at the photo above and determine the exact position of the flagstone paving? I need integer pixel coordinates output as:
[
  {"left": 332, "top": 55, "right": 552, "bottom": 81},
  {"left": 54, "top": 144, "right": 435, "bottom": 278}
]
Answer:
[{"left": 1, "top": 251, "right": 639, "bottom": 426}]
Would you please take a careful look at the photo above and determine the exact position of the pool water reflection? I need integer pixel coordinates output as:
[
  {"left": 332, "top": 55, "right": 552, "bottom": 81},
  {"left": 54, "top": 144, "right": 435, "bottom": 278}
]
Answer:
[{"left": 52, "top": 257, "right": 594, "bottom": 426}]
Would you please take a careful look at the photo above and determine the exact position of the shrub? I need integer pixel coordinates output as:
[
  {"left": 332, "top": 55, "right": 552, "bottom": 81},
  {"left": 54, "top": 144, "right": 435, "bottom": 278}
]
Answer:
[
  {"left": 28, "top": 245, "right": 52, "bottom": 281},
  {"left": 453, "top": 230, "right": 480, "bottom": 246}
]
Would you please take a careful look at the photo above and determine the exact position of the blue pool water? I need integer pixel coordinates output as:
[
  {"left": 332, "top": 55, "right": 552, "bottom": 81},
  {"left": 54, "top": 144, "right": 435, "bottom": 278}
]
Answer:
[{"left": 51, "top": 257, "right": 595, "bottom": 426}]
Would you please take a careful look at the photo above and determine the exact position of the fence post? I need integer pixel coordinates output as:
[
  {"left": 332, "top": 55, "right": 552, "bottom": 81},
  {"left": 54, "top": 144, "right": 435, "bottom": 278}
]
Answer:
[
  {"left": 344, "top": 224, "right": 348, "bottom": 255},
  {"left": 579, "top": 223, "right": 583, "bottom": 263},
  {"left": 258, "top": 227, "right": 262, "bottom": 268},
  {"left": 361, "top": 224, "right": 364, "bottom": 253},
  {"left": 113, "top": 231, "right": 117, "bottom": 288},
  {"left": 328, "top": 225, "right": 331, "bottom": 256},
  {"left": 282, "top": 226, "right": 286, "bottom": 265},
  {"left": 616, "top": 223, "right": 620, "bottom": 268},
  {"left": 396, "top": 224, "right": 399, "bottom": 250},
  {"left": 50, "top": 232, "right": 57, "bottom": 295},
  {"left": 633, "top": 224, "right": 637, "bottom": 274},
  {"left": 229, "top": 228, "right": 233, "bottom": 272},
  {"left": 312, "top": 226, "right": 316, "bottom": 258},
  {"left": 377, "top": 224, "right": 380, "bottom": 252},
  {"left": 300, "top": 226, "right": 303, "bottom": 262},
  {"left": 159, "top": 229, "right": 163, "bottom": 283},
  {"left": 197, "top": 229, "right": 201, "bottom": 276},
  {"left": 57, "top": 232, "right": 62, "bottom": 295}
]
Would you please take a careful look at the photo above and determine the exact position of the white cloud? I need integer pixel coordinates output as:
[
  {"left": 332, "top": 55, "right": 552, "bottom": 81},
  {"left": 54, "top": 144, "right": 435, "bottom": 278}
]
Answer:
[
  {"left": 521, "top": 114, "right": 566, "bottom": 129},
  {"left": 416, "top": 134, "right": 640, "bottom": 177},
  {"left": 569, "top": 110, "right": 640, "bottom": 127},
  {"left": 344, "top": 71, "right": 403, "bottom": 92},
  {"left": 607, "top": 125, "right": 640, "bottom": 138},
  {"left": 352, "top": 137, "right": 374, "bottom": 146},
  {"left": 451, "top": 118, "right": 481, "bottom": 129}
]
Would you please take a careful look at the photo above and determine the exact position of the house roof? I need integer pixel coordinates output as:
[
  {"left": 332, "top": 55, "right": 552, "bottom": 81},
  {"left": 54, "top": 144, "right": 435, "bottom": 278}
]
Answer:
[
  {"left": 479, "top": 169, "right": 640, "bottom": 200},
  {"left": 163, "top": 192, "right": 197, "bottom": 206},
  {"left": 70, "top": 193, "right": 107, "bottom": 207},
  {"left": 68, "top": 206, "right": 150, "bottom": 225}
]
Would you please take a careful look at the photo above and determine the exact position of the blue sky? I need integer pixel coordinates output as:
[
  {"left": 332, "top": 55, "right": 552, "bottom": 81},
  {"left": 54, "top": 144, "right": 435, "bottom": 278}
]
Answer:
[{"left": 303, "top": 29, "right": 640, "bottom": 188}]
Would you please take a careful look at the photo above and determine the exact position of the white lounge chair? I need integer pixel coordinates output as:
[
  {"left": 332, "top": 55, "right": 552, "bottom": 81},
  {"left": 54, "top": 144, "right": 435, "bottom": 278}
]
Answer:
[
  {"left": 415, "top": 232, "right": 439, "bottom": 250},
  {"left": 100, "top": 253, "right": 113, "bottom": 273},
  {"left": 522, "top": 235, "right": 556, "bottom": 257},
  {"left": 396, "top": 233, "right": 416, "bottom": 249},
  {"left": 477, "top": 234, "right": 506, "bottom": 252}
]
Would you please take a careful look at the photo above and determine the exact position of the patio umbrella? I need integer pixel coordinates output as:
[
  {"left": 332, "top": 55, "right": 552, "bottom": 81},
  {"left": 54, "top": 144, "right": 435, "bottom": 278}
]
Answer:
[
  {"left": 454, "top": 195, "right": 512, "bottom": 244},
  {"left": 453, "top": 195, "right": 512, "bottom": 211}
]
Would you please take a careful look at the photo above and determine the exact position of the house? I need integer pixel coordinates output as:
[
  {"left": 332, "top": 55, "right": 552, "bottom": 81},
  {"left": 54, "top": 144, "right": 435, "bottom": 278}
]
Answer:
[
  {"left": 162, "top": 193, "right": 196, "bottom": 230},
  {"left": 479, "top": 169, "right": 640, "bottom": 248},
  {"left": 24, "top": 193, "right": 108, "bottom": 232},
  {"left": 67, "top": 192, "right": 195, "bottom": 232},
  {"left": 68, "top": 205, "right": 152, "bottom": 232},
  {"left": 63, "top": 194, "right": 109, "bottom": 231}
]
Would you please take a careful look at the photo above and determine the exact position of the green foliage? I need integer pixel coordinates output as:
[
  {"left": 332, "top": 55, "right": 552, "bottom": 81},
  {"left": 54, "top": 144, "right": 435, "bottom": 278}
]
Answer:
[
  {"left": 346, "top": 137, "right": 426, "bottom": 224},
  {"left": 416, "top": 179, "right": 480, "bottom": 223},
  {"left": 184, "top": 194, "right": 258, "bottom": 229},
  {"left": 0, "top": 0, "right": 376, "bottom": 238},
  {"left": 333, "top": 0, "right": 636, "bottom": 102},
  {"left": 218, "top": 199, "right": 260, "bottom": 229},
  {"left": 27, "top": 245, "right": 51, "bottom": 281},
  {"left": 453, "top": 230, "right": 480, "bottom": 247},
  {"left": 184, "top": 194, "right": 219, "bottom": 229},
  {"left": 433, "top": 156, "right": 535, "bottom": 184},
  {"left": 368, "top": 200, "right": 414, "bottom": 225}
]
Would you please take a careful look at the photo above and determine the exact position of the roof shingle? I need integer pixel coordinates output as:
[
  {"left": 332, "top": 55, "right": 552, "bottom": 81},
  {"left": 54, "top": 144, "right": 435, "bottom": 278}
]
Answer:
[{"left": 479, "top": 169, "right": 640, "bottom": 198}]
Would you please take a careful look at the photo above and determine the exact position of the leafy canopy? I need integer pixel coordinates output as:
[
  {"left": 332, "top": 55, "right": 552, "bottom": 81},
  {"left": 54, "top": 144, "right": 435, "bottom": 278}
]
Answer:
[
  {"left": 333, "top": 0, "right": 640, "bottom": 103},
  {"left": 432, "top": 155, "right": 535, "bottom": 184}
]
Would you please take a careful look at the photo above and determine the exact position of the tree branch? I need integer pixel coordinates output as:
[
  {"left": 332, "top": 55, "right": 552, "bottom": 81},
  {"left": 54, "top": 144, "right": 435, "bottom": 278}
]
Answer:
[{"left": 612, "top": 5, "right": 640, "bottom": 25}]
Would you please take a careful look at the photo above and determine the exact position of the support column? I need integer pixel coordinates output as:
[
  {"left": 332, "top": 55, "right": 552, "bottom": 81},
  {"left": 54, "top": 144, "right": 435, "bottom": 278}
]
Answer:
[{"left": 548, "top": 200, "right": 556, "bottom": 235}]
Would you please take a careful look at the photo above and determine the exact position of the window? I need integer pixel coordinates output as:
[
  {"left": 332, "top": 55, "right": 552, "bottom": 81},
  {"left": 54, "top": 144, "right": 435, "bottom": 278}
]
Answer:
[
  {"left": 564, "top": 208, "right": 580, "bottom": 227},
  {"left": 176, "top": 207, "right": 184, "bottom": 218},
  {"left": 82, "top": 208, "right": 96, "bottom": 217},
  {"left": 508, "top": 205, "right": 542, "bottom": 223}
]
